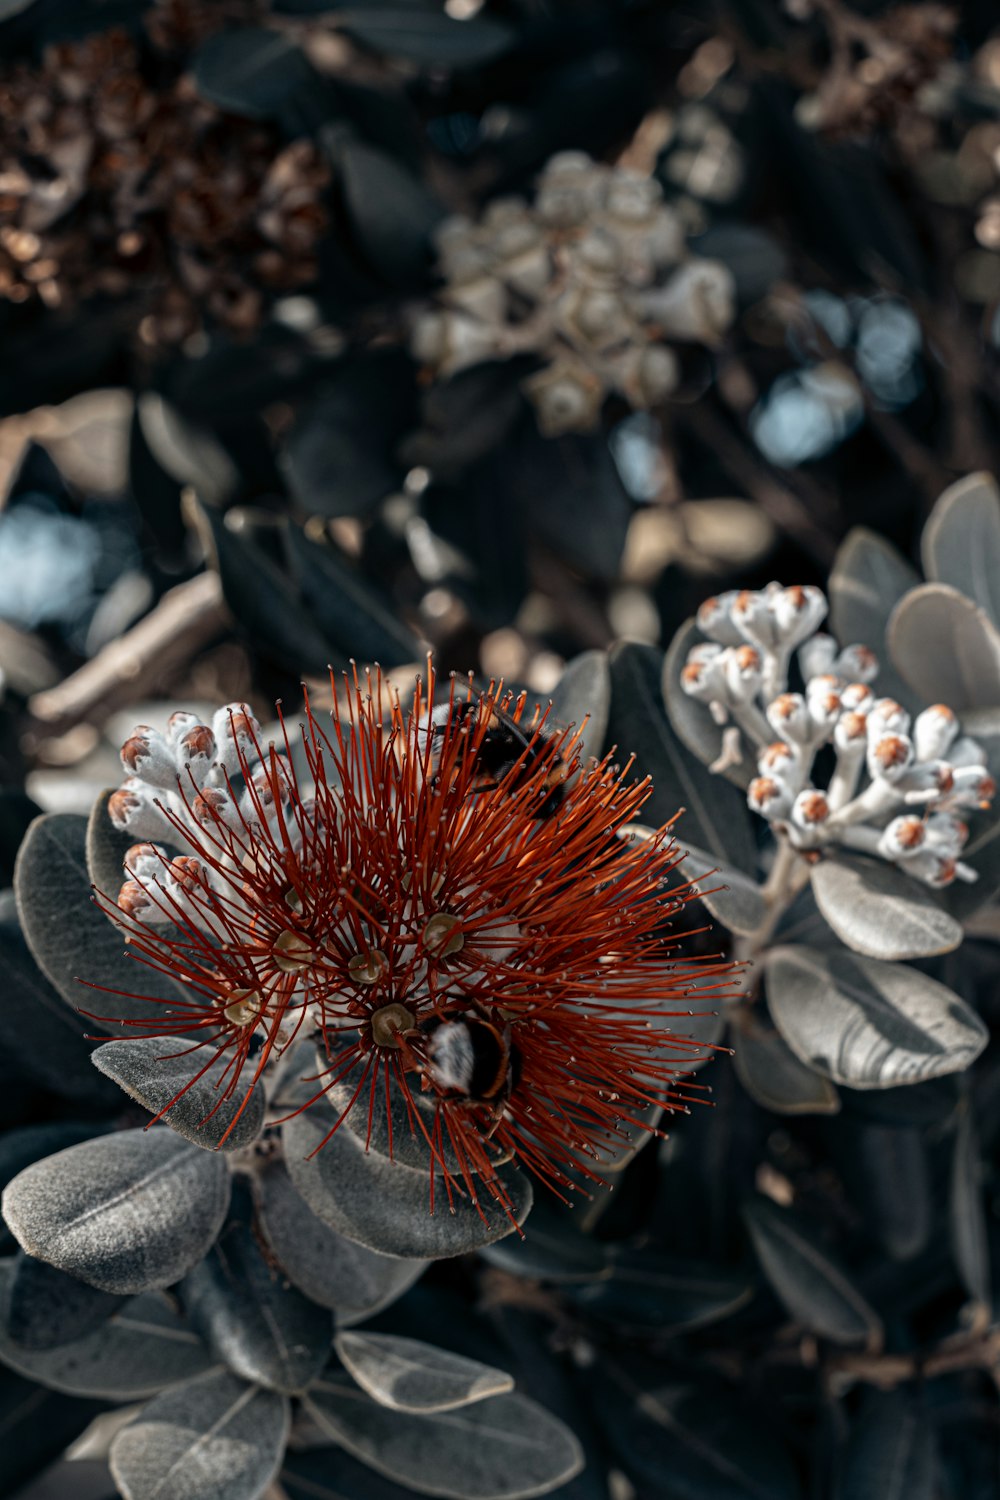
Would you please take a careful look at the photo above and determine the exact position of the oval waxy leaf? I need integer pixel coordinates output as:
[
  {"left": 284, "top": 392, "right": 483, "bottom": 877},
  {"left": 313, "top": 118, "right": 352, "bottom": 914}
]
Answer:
[
  {"left": 2, "top": 1253, "right": 124, "bottom": 1350},
  {"left": 335, "top": 1331, "right": 513, "bottom": 1414},
  {"left": 2, "top": 1127, "right": 231, "bottom": 1294},
  {"left": 744, "top": 1196, "right": 882, "bottom": 1347},
  {"left": 921, "top": 471, "right": 1000, "bottom": 628},
  {"left": 253, "top": 1156, "right": 426, "bottom": 1325},
  {"left": 0, "top": 1261, "right": 213, "bottom": 1400},
  {"left": 732, "top": 1013, "right": 840, "bottom": 1116},
  {"left": 609, "top": 640, "right": 756, "bottom": 870},
  {"left": 950, "top": 1103, "right": 990, "bottom": 1306},
  {"left": 600, "top": 1367, "right": 800, "bottom": 1500},
  {"left": 569, "top": 1251, "right": 753, "bottom": 1336},
  {"left": 888, "top": 582, "right": 1000, "bottom": 710},
  {"left": 92, "top": 1038, "right": 265, "bottom": 1153},
  {"left": 828, "top": 527, "right": 919, "bottom": 706},
  {"left": 764, "top": 944, "right": 987, "bottom": 1089},
  {"left": 810, "top": 855, "right": 963, "bottom": 961},
  {"left": 663, "top": 618, "right": 753, "bottom": 789},
  {"left": 549, "top": 650, "right": 611, "bottom": 771},
  {"left": 303, "top": 1371, "right": 583, "bottom": 1500},
  {"left": 282, "top": 1104, "right": 531, "bottom": 1260},
  {"left": 192, "top": 27, "right": 315, "bottom": 119},
  {"left": 480, "top": 1198, "right": 611, "bottom": 1284},
  {"left": 14, "top": 812, "right": 187, "bottom": 1031},
  {"left": 836, "top": 1390, "right": 937, "bottom": 1500},
  {"left": 182, "top": 1184, "right": 332, "bottom": 1395},
  {"left": 676, "top": 841, "right": 767, "bottom": 936},
  {"left": 111, "top": 1369, "right": 289, "bottom": 1500}
]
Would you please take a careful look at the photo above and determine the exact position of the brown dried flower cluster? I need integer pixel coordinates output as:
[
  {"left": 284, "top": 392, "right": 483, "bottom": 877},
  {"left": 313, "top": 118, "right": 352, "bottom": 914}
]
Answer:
[{"left": 0, "top": 10, "right": 328, "bottom": 343}]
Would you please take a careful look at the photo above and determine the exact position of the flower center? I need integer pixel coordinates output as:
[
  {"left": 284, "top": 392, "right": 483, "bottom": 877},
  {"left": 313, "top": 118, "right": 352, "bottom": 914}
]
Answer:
[
  {"left": 223, "top": 988, "right": 266, "bottom": 1028},
  {"left": 370, "top": 1002, "right": 415, "bottom": 1047},
  {"left": 423, "top": 912, "right": 464, "bottom": 956},
  {"left": 271, "top": 929, "right": 315, "bottom": 973},
  {"left": 348, "top": 948, "right": 390, "bottom": 985}
]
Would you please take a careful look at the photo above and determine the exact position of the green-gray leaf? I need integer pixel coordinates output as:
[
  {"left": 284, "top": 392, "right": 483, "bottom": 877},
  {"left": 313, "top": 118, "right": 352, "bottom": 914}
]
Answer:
[
  {"left": 744, "top": 1196, "right": 882, "bottom": 1347},
  {"left": 732, "top": 1012, "right": 840, "bottom": 1115},
  {"left": 549, "top": 650, "right": 611, "bottom": 770},
  {"left": 950, "top": 1102, "right": 990, "bottom": 1306},
  {"left": 0, "top": 1261, "right": 213, "bottom": 1400},
  {"left": 888, "top": 582, "right": 1000, "bottom": 710},
  {"left": 282, "top": 1104, "right": 531, "bottom": 1259},
  {"left": 765, "top": 945, "right": 987, "bottom": 1089},
  {"left": 2, "top": 1128, "right": 231, "bottom": 1294},
  {"left": 828, "top": 528, "right": 919, "bottom": 706},
  {"left": 92, "top": 1038, "right": 265, "bottom": 1153},
  {"left": 334, "top": 1332, "right": 513, "bottom": 1414},
  {"left": 921, "top": 471, "right": 1000, "bottom": 629},
  {"left": 303, "top": 1372, "right": 583, "bottom": 1500},
  {"left": 835, "top": 1391, "right": 937, "bottom": 1500},
  {"left": 810, "top": 855, "right": 962, "bottom": 960},
  {"left": 110, "top": 1370, "right": 289, "bottom": 1500},
  {"left": 676, "top": 841, "right": 767, "bottom": 935}
]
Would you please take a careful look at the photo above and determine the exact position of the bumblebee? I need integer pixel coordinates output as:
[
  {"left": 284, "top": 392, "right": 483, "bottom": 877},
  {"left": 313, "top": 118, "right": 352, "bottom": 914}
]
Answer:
[
  {"left": 426, "top": 694, "right": 569, "bottom": 819},
  {"left": 420, "top": 1011, "right": 518, "bottom": 1131}
]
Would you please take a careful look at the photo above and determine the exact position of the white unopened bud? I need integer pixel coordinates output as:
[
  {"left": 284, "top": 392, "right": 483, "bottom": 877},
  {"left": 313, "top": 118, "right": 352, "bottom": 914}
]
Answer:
[
  {"left": 867, "top": 733, "right": 915, "bottom": 784},
  {"left": 748, "top": 775, "right": 793, "bottom": 819},
  {"left": 524, "top": 362, "right": 604, "bottom": 437},
  {"left": 912, "top": 704, "right": 959, "bottom": 763},
  {"left": 120, "top": 726, "right": 177, "bottom": 790},
  {"left": 212, "top": 704, "right": 261, "bottom": 778},
  {"left": 108, "top": 779, "right": 174, "bottom": 841},
  {"left": 123, "top": 842, "right": 168, "bottom": 881},
  {"left": 639, "top": 259, "right": 736, "bottom": 345},
  {"left": 696, "top": 592, "right": 744, "bottom": 646},
  {"left": 902, "top": 850, "right": 969, "bottom": 888},
  {"left": 758, "top": 741, "right": 797, "bottom": 777},
  {"left": 834, "top": 645, "right": 878, "bottom": 683},
  {"left": 943, "top": 765, "right": 997, "bottom": 811},
  {"left": 773, "top": 585, "right": 828, "bottom": 648},
  {"left": 789, "top": 789, "right": 831, "bottom": 846},
  {"left": 502, "top": 245, "right": 551, "bottom": 299},
  {"left": 681, "top": 645, "right": 726, "bottom": 703},
  {"left": 834, "top": 710, "right": 868, "bottom": 755},
  {"left": 722, "top": 644, "right": 763, "bottom": 703},
  {"left": 808, "top": 686, "right": 842, "bottom": 736},
  {"left": 839, "top": 683, "right": 875, "bottom": 715},
  {"left": 446, "top": 275, "right": 506, "bottom": 324},
  {"left": 924, "top": 812, "right": 969, "bottom": 857},
  {"left": 798, "top": 633, "right": 838, "bottom": 681},
  {"left": 867, "top": 699, "right": 911, "bottom": 739},
  {"left": 878, "top": 815, "right": 926, "bottom": 860},
  {"left": 896, "top": 761, "right": 955, "bottom": 805},
  {"left": 766, "top": 693, "right": 812, "bottom": 743},
  {"left": 732, "top": 587, "right": 782, "bottom": 650}
]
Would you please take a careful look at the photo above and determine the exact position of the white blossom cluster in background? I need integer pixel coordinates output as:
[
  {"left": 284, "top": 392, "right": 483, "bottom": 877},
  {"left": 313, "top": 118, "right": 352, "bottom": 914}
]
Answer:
[
  {"left": 412, "top": 150, "right": 736, "bottom": 438},
  {"left": 681, "top": 584, "right": 996, "bottom": 887}
]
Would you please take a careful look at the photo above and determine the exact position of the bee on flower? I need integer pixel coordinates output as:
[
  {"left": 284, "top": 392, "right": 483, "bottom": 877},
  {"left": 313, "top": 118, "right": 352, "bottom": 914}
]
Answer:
[{"left": 92, "top": 668, "right": 734, "bottom": 1220}]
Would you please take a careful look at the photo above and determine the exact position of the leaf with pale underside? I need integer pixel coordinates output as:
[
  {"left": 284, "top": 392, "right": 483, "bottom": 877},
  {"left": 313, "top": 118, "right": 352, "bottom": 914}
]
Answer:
[
  {"left": 334, "top": 1332, "right": 513, "bottom": 1414},
  {"left": 810, "top": 855, "right": 962, "bottom": 961},
  {"left": 888, "top": 582, "right": 1000, "bottom": 710},
  {"left": 922, "top": 471, "right": 1000, "bottom": 628}
]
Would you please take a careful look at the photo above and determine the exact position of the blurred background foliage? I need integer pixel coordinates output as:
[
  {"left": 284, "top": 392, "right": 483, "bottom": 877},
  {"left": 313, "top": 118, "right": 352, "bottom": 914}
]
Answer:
[{"left": 5, "top": 1, "right": 1000, "bottom": 1498}]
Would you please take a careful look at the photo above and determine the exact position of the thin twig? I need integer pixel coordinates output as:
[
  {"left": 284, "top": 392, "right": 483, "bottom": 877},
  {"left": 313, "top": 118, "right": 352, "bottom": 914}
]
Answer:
[{"left": 28, "top": 571, "right": 230, "bottom": 738}]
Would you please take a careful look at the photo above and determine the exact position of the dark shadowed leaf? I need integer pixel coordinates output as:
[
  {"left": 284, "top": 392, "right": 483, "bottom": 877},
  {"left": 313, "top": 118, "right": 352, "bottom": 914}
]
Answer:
[
  {"left": 676, "top": 841, "right": 767, "bottom": 935},
  {"left": 663, "top": 618, "right": 753, "bottom": 788},
  {"left": 851, "top": 1123, "right": 930, "bottom": 1261},
  {"left": 283, "top": 1444, "right": 439, "bottom": 1500},
  {"left": 303, "top": 1371, "right": 583, "bottom": 1499},
  {"left": 0, "top": 1366, "right": 104, "bottom": 1499},
  {"left": 336, "top": 10, "right": 514, "bottom": 67},
  {"left": 182, "top": 1182, "right": 332, "bottom": 1395},
  {"left": 810, "top": 855, "right": 962, "bottom": 960},
  {"left": 480, "top": 1198, "right": 611, "bottom": 1284},
  {"left": 950, "top": 1102, "right": 991, "bottom": 1305},
  {"left": 92, "top": 1037, "right": 266, "bottom": 1153},
  {"left": 828, "top": 528, "right": 919, "bottom": 706},
  {"left": 608, "top": 642, "right": 756, "bottom": 872},
  {"left": 732, "top": 1012, "right": 840, "bottom": 1115},
  {"left": 334, "top": 1331, "right": 513, "bottom": 1413},
  {"left": 0, "top": 790, "right": 41, "bottom": 886},
  {"left": 135, "top": 394, "right": 238, "bottom": 506},
  {"left": 111, "top": 1370, "right": 289, "bottom": 1500},
  {"left": 921, "top": 472, "right": 1000, "bottom": 628},
  {"left": 888, "top": 583, "right": 1000, "bottom": 710},
  {"left": 253, "top": 1155, "right": 426, "bottom": 1324},
  {"left": 196, "top": 502, "right": 333, "bottom": 676},
  {"left": 337, "top": 139, "right": 444, "bottom": 289},
  {"left": 14, "top": 813, "right": 188, "bottom": 1031},
  {"left": 764, "top": 945, "right": 987, "bottom": 1088},
  {"left": 549, "top": 650, "right": 611, "bottom": 770},
  {"left": 0, "top": 889, "right": 121, "bottom": 1108},
  {"left": 0, "top": 1261, "right": 213, "bottom": 1399},
  {"left": 281, "top": 352, "right": 416, "bottom": 518},
  {"left": 600, "top": 1365, "right": 800, "bottom": 1500},
  {"left": 193, "top": 28, "right": 316, "bottom": 118},
  {"left": 2, "top": 1127, "right": 231, "bottom": 1294},
  {"left": 835, "top": 1391, "right": 937, "bottom": 1500},
  {"left": 282, "top": 1102, "right": 531, "bottom": 1258},
  {"left": 284, "top": 523, "right": 422, "bottom": 666},
  {"left": 1, "top": 1252, "right": 123, "bottom": 1350},
  {"left": 569, "top": 1251, "right": 753, "bottom": 1335},
  {"left": 519, "top": 431, "right": 631, "bottom": 582},
  {"left": 744, "top": 1196, "right": 882, "bottom": 1347}
]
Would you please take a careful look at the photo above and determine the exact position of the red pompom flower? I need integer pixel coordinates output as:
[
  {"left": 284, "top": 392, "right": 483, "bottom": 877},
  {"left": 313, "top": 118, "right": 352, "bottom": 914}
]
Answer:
[{"left": 93, "top": 668, "right": 735, "bottom": 1219}]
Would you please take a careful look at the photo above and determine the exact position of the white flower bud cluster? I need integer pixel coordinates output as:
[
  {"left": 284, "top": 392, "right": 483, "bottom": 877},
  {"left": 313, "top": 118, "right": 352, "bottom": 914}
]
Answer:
[
  {"left": 681, "top": 585, "right": 995, "bottom": 887},
  {"left": 411, "top": 150, "right": 736, "bottom": 437}
]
